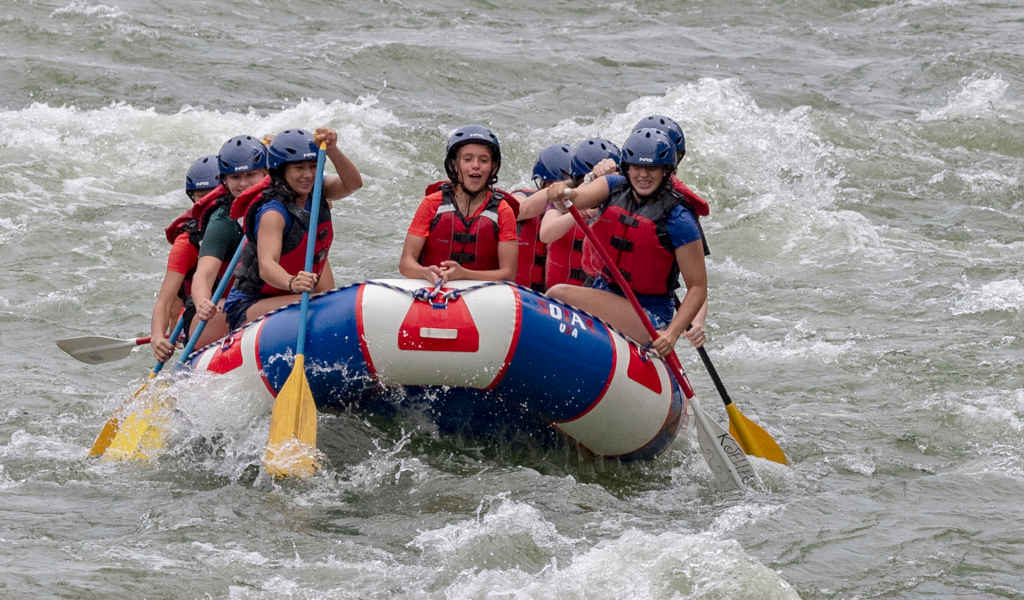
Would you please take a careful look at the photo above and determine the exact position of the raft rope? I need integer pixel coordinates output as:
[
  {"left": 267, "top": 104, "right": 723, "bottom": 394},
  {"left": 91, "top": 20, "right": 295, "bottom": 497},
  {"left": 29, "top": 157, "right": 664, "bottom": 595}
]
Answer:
[{"left": 185, "top": 279, "right": 674, "bottom": 376}]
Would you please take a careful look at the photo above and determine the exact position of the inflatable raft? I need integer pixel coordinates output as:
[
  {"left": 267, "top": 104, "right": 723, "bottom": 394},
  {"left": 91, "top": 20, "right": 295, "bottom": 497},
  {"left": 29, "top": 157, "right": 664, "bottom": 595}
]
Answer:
[{"left": 188, "top": 279, "right": 685, "bottom": 461}]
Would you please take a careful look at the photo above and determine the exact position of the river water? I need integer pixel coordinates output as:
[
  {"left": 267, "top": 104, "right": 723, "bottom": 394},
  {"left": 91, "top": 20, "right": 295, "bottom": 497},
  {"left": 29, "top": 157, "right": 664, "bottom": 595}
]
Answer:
[{"left": 1, "top": 1, "right": 1022, "bottom": 598}]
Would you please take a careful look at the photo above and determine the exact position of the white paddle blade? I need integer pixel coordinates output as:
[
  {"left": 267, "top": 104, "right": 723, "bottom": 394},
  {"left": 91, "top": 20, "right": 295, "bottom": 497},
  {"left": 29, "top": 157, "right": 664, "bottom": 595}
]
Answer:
[
  {"left": 56, "top": 336, "right": 139, "bottom": 364},
  {"left": 690, "top": 396, "right": 762, "bottom": 492}
]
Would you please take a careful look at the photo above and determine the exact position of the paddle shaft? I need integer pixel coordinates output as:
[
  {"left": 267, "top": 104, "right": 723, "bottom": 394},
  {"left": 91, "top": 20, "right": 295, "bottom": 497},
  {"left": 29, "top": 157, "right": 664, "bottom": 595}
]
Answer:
[
  {"left": 295, "top": 144, "right": 327, "bottom": 357},
  {"left": 561, "top": 202, "right": 695, "bottom": 399},
  {"left": 696, "top": 346, "right": 733, "bottom": 407},
  {"left": 262, "top": 143, "right": 327, "bottom": 479}
]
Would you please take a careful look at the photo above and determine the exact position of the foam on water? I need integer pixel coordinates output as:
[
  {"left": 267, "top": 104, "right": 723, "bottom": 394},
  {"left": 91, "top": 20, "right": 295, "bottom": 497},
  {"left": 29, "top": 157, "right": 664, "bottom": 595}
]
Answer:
[
  {"left": 443, "top": 526, "right": 800, "bottom": 600},
  {"left": 51, "top": 1, "right": 126, "bottom": 20},
  {"left": 951, "top": 278, "right": 1024, "bottom": 315},
  {"left": 918, "top": 73, "right": 1018, "bottom": 122}
]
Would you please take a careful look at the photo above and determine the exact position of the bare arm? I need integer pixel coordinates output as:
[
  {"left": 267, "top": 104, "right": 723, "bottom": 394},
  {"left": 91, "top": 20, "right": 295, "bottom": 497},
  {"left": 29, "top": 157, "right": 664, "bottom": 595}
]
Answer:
[
  {"left": 515, "top": 189, "right": 550, "bottom": 221},
  {"left": 651, "top": 241, "right": 708, "bottom": 356},
  {"left": 539, "top": 208, "right": 579, "bottom": 244},
  {"left": 255, "top": 211, "right": 294, "bottom": 291},
  {"left": 399, "top": 233, "right": 443, "bottom": 284},
  {"left": 191, "top": 255, "right": 222, "bottom": 320},
  {"left": 314, "top": 127, "right": 363, "bottom": 201},
  {"left": 546, "top": 176, "right": 611, "bottom": 211},
  {"left": 150, "top": 270, "right": 186, "bottom": 361},
  {"left": 683, "top": 297, "right": 709, "bottom": 348}
]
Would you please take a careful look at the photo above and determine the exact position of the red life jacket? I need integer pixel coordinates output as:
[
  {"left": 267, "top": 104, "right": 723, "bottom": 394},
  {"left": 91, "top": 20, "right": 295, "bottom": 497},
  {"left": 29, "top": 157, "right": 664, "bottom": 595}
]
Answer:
[
  {"left": 229, "top": 175, "right": 272, "bottom": 221},
  {"left": 418, "top": 181, "right": 512, "bottom": 271},
  {"left": 233, "top": 181, "right": 333, "bottom": 297},
  {"left": 164, "top": 185, "right": 230, "bottom": 301},
  {"left": 544, "top": 223, "right": 587, "bottom": 289},
  {"left": 670, "top": 174, "right": 710, "bottom": 217},
  {"left": 165, "top": 185, "right": 228, "bottom": 245},
  {"left": 580, "top": 180, "right": 694, "bottom": 295},
  {"left": 509, "top": 189, "right": 547, "bottom": 292}
]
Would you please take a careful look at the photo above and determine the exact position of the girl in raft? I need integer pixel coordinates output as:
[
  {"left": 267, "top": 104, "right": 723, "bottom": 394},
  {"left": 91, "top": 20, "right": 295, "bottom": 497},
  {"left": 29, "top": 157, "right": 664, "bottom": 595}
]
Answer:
[
  {"left": 544, "top": 128, "right": 707, "bottom": 357},
  {"left": 222, "top": 127, "right": 362, "bottom": 330},
  {"left": 398, "top": 125, "right": 518, "bottom": 285}
]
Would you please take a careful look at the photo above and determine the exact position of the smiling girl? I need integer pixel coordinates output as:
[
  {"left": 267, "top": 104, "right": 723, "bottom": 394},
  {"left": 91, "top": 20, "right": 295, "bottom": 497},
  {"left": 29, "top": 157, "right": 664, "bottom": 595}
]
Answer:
[
  {"left": 544, "top": 128, "right": 707, "bottom": 357},
  {"left": 222, "top": 127, "right": 362, "bottom": 330},
  {"left": 398, "top": 125, "right": 518, "bottom": 285}
]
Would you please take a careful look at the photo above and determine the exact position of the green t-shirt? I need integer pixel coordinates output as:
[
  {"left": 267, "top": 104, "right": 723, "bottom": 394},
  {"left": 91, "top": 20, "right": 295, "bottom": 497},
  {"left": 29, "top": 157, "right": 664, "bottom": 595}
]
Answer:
[{"left": 198, "top": 204, "right": 244, "bottom": 261}]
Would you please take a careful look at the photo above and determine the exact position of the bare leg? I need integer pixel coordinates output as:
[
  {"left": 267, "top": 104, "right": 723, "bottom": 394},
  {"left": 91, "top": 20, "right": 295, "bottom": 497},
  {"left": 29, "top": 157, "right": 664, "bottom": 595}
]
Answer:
[
  {"left": 546, "top": 284, "right": 653, "bottom": 343},
  {"left": 243, "top": 293, "right": 304, "bottom": 325},
  {"left": 193, "top": 311, "right": 231, "bottom": 348}
]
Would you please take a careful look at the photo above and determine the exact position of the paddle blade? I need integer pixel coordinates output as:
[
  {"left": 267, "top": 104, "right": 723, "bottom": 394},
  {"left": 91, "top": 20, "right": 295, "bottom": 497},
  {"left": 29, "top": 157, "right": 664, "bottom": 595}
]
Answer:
[
  {"left": 95, "top": 374, "right": 173, "bottom": 461},
  {"left": 690, "top": 397, "right": 761, "bottom": 491},
  {"left": 57, "top": 336, "right": 140, "bottom": 364},
  {"left": 89, "top": 374, "right": 151, "bottom": 456},
  {"left": 727, "top": 404, "right": 788, "bottom": 464},
  {"left": 265, "top": 354, "right": 319, "bottom": 479},
  {"left": 103, "top": 393, "right": 173, "bottom": 461},
  {"left": 88, "top": 416, "right": 120, "bottom": 457}
]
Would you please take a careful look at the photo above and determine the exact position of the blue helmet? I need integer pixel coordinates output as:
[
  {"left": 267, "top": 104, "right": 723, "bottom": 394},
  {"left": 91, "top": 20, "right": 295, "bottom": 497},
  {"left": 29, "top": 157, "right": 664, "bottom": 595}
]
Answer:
[
  {"left": 267, "top": 129, "right": 318, "bottom": 170},
  {"left": 217, "top": 135, "right": 268, "bottom": 176},
  {"left": 571, "top": 138, "right": 621, "bottom": 178},
  {"left": 185, "top": 155, "right": 220, "bottom": 194},
  {"left": 444, "top": 125, "right": 501, "bottom": 185},
  {"left": 620, "top": 128, "right": 676, "bottom": 169},
  {"left": 633, "top": 114, "right": 685, "bottom": 159},
  {"left": 531, "top": 144, "right": 574, "bottom": 187}
]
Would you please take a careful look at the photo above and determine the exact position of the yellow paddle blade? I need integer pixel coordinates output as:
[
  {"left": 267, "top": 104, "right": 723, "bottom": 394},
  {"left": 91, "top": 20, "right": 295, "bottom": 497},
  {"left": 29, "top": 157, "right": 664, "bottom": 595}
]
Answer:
[
  {"left": 88, "top": 372, "right": 155, "bottom": 457},
  {"left": 727, "top": 404, "right": 788, "bottom": 464},
  {"left": 88, "top": 416, "right": 120, "bottom": 457},
  {"left": 102, "top": 377, "right": 174, "bottom": 462},
  {"left": 264, "top": 354, "right": 319, "bottom": 479}
]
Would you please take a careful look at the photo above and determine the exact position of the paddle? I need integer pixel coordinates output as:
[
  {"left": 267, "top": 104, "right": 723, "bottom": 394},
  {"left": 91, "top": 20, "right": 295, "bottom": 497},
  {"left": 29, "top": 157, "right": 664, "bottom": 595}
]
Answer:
[
  {"left": 57, "top": 335, "right": 152, "bottom": 364},
  {"left": 263, "top": 142, "right": 326, "bottom": 479},
  {"left": 95, "top": 239, "right": 249, "bottom": 460},
  {"left": 696, "top": 345, "right": 787, "bottom": 464},
  {"left": 88, "top": 319, "right": 185, "bottom": 456},
  {"left": 558, "top": 191, "right": 759, "bottom": 491}
]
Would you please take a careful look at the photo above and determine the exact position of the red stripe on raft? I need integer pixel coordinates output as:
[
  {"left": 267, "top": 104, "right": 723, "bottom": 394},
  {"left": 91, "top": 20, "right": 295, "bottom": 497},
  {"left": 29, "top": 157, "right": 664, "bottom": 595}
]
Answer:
[
  {"left": 206, "top": 329, "right": 244, "bottom": 374},
  {"left": 355, "top": 283, "right": 378, "bottom": 378},
  {"left": 252, "top": 321, "right": 277, "bottom": 397},
  {"left": 485, "top": 287, "right": 523, "bottom": 390},
  {"left": 554, "top": 325, "right": 617, "bottom": 424},
  {"left": 626, "top": 342, "right": 662, "bottom": 394}
]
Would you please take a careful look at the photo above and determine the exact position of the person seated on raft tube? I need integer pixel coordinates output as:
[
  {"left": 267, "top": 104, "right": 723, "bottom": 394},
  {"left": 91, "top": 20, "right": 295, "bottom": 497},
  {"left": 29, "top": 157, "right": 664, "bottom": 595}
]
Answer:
[
  {"left": 544, "top": 127, "right": 707, "bottom": 358},
  {"left": 508, "top": 142, "right": 599, "bottom": 292},
  {"left": 222, "top": 127, "right": 362, "bottom": 330},
  {"left": 506, "top": 144, "right": 574, "bottom": 293},
  {"left": 398, "top": 125, "right": 518, "bottom": 285},
  {"left": 539, "top": 138, "right": 621, "bottom": 290},
  {"left": 632, "top": 114, "right": 713, "bottom": 349},
  {"left": 149, "top": 154, "right": 224, "bottom": 362},
  {"left": 182, "top": 135, "right": 272, "bottom": 349}
]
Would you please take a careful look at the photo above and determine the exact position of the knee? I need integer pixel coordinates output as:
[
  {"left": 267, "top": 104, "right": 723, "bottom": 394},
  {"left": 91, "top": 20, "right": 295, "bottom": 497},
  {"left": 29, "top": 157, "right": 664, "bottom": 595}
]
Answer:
[{"left": 546, "top": 284, "right": 571, "bottom": 302}]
